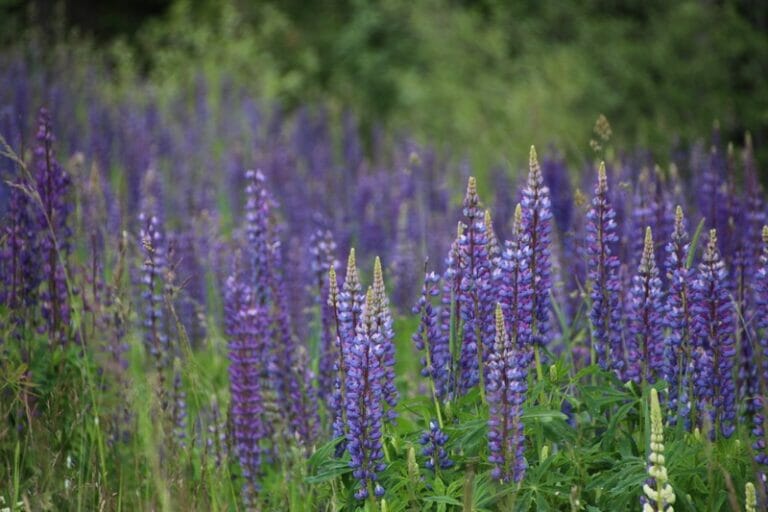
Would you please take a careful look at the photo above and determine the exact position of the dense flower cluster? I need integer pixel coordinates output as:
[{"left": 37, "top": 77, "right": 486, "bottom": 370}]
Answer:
[{"left": 419, "top": 420, "right": 453, "bottom": 472}]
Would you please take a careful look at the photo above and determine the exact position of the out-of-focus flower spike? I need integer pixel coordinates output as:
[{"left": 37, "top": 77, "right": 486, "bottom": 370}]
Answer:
[
  {"left": 752, "top": 225, "right": 768, "bottom": 481},
  {"left": 171, "top": 357, "right": 187, "bottom": 449},
  {"left": 626, "top": 227, "right": 665, "bottom": 384},
  {"left": 745, "top": 482, "right": 757, "bottom": 512},
  {"left": 642, "top": 388, "right": 676, "bottom": 512}
]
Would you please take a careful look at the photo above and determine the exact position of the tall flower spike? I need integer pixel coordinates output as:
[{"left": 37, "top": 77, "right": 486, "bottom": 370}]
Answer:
[
  {"left": 225, "top": 258, "right": 266, "bottom": 503},
  {"left": 139, "top": 212, "right": 169, "bottom": 405},
  {"left": 412, "top": 269, "right": 451, "bottom": 400},
  {"left": 642, "top": 388, "right": 676, "bottom": 512},
  {"left": 345, "top": 289, "right": 386, "bottom": 500},
  {"left": 35, "top": 108, "right": 72, "bottom": 345},
  {"left": 626, "top": 227, "right": 665, "bottom": 384},
  {"left": 691, "top": 229, "right": 736, "bottom": 438},
  {"left": 752, "top": 226, "right": 768, "bottom": 478},
  {"left": 310, "top": 229, "right": 339, "bottom": 404},
  {"left": 457, "top": 177, "right": 493, "bottom": 394},
  {"left": 373, "top": 256, "right": 399, "bottom": 422},
  {"left": 485, "top": 210, "right": 502, "bottom": 271},
  {"left": 665, "top": 206, "right": 695, "bottom": 426},
  {"left": 497, "top": 204, "right": 533, "bottom": 351},
  {"left": 170, "top": 357, "right": 188, "bottom": 449},
  {"left": 486, "top": 303, "right": 528, "bottom": 483},
  {"left": 441, "top": 223, "right": 463, "bottom": 398},
  {"left": 586, "top": 163, "right": 623, "bottom": 373},
  {"left": 521, "top": 145, "right": 553, "bottom": 349}
]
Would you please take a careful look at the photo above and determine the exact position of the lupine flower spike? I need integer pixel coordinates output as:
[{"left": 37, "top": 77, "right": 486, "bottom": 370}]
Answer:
[
  {"left": 412, "top": 268, "right": 451, "bottom": 400},
  {"left": 643, "top": 388, "right": 676, "bottom": 512},
  {"left": 586, "top": 162, "right": 622, "bottom": 373},
  {"left": 487, "top": 303, "right": 528, "bottom": 483},
  {"left": 691, "top": 229, "right": 736, "bottom": 438},
  {"left": 665, "top": 206, "right": 695, "bottom": 426},
  {"left": 521, "top": 145, "right": 553, "bottom": 353},
  {"left": 753, "top": 226, "right": 768, "bottom": 479},
  {"left": 497, "top": 204, "right": 533, "bottom": 351},
  {"left": 372, "top": 256, "right": 399, "bottom": 422},
  {"left": 345, "top": 288, "right": 386, "bottom": 500},
  {"left": 745, "top": 482, "right": 756, "bottom": 512},
  {"left": 626, "top": 227, "right": 665, "bottom": 384}
]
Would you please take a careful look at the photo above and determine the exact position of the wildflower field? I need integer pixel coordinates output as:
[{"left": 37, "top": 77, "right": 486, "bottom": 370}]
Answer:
[{"left": 2, "top": 3, "right": 768, "bottom": 511}]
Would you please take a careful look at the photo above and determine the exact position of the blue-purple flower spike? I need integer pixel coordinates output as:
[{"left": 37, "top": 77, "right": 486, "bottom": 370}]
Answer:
[
  {"left": 521, "top": 146, "right": 553, "bottom": 350},
  {"left": 752, "top": 226, "right": 768, "bottom": 481},
  {"left": 691, "top": 229, "right": 736, "bottom": 438},
  {"left": 412, "top": 268, "right": 451, "bottom": 400},
  {"left": 35, "top": 108, "right": 72, "bottom": 345},
  {"left": 586, "top": 163, "right": 622, "bottom": 374},
  {"left": 487, "top": 304, "right": 529, "bottom": 483},
  {"left": 457, "top": 177, "right": 493, "bottom": 394},
  {"left": 626, "top": 227, "right": 665, "bottom": 384},
  {"left": 373, "top": 256, "right": 399, "bottom": 422},
  {"left": 497, "top": 205, "right": 533, "bottom": 351},
  {"left": 665, "top": 206, "right": 695, "bottom": 425},
  {"left": 345, "top": 288, "right": 386, "bottom": 500},
  {"left": 225, "top": 259, "right": 266, "bottom": 503}
]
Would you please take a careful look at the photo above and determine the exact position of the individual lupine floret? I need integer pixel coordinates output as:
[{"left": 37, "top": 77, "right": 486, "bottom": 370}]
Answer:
[
  {"left": 586, "top": 163, "right": 623, "bottom": 373},
  {"left": 691, "top": 229, "right": 736, "bottom": 438},
  {"left": 520, "top": 146, "right": 553, "bottom": 350},
  {"left": 224, "top": 261, "right": 266, "bottom": 503},
  {"left": 497, "top": 205, "right": 533, "bottom": 351},
  {"left": 412, "top": 269, "right": 451, "bottom": 400},
  {"left": 487, "top": 304, "right": 529, "bottom": 483},
  {"left": 372, "top": 256, "right": 399, "bottom": 422},
  {"left": 457, "top": 177, "right": 494, "bottom": 394},
  {"left": 664, "top": 206, "right": 695, "bottom": 426},
  {"left": 753, "top": 226, "right": 768, "bottom": 479},
  {"left": 345, "top": 289, "right": 386, "bottom": 500},
  {"left": 34, "top": 108, "right": 72, "bottom": 345},
  {"left": 642, "top": 388, "right": 676, "bottom": 512},
  {"left": 139, "top": 212, "right": 169, "bottom": 403},
  {"left": 419, "top": 420, "right": 453, "bottom": 472},
  {"left": 626, "top": 228, "right": 665, "bottom": 384}
]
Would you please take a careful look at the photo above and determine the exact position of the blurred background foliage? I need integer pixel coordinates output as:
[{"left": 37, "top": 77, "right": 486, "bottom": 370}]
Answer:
[{"left": 2, "top": 0, "right": 768, "bottom": 174}]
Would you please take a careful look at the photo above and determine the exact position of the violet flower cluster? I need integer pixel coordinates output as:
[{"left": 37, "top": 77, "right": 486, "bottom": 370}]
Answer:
[{"left": 419, "top": 420, "right": 453, "bottom": 472}]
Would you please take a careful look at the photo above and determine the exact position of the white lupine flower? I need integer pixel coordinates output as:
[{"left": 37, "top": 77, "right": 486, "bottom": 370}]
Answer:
[
  {"left": 745, "top": 482, "right": 756, "bottom": 512},
  {"left": 643, "top": 388, "right": 676, "bottom": 512}
]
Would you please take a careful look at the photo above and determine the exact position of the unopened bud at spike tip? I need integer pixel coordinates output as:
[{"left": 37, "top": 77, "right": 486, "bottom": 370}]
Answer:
[{"left": 762, "top": 225, "right": 768, "bottom": 244}]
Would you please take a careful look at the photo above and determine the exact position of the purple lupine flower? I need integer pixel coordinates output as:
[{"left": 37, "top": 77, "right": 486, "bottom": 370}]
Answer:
[
  {"left": 691, "top": 229, "right": 736, "bottom": 438},
  {"left": 139, "top": 212, "right": 169, "bottom": 401},
  {"left": 372, "top": 257, "right": 399, "bottom": 422},
  {"left": 586, "top": 163, "right": 623, "bottom": 373},
  {"left": 207, "top": 394, "right": 227, "bottom": 468},
  {"left": 309, "top": 229, "right": 339, "bottom": 404},
  {"left": 1, "top": 176, "right": 38, "bottom": 322},
  {"left": 345, "top": 289, "right": 386, "bottom": 500},
  {"left": 542, "top": 152, "right": 574, "bottom": 236},
  {"left": 171, "top": 358, "right": 188, "bottom": 449},
  {"left": 497, "top": 205, "right": 533, "bottom": 351},
  {"left": 441, "top": 224, "right": 463, "bottom": 398},
  {"left": 34, "top": 108, "right": 72, "bottom": 345},
  {"left": 412, "top": 269, "right": 451, "bottom": 400},
  {"left": 752, "top": 226, "right": 768, "bottom": 481},
  {"left": 625, "top": 228, "right": 665, "bottom": 384},
  {"left": 224, "top": 260, "right": 266, "bottom": 503},
  {"left": 487, "top": 304, "right": 529, "bottom": 483},
  {"left": 419, "top": 420, "right": 453, "bottom": 472},
  {"left": 520, "top": 146, "right": 553, "bottom": 350},
  {"left": 664, "top": 206, "right": 695, "bottom": 426},
  {"left": 457, "top": 177, "right": 493, "bottom": 394}
]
